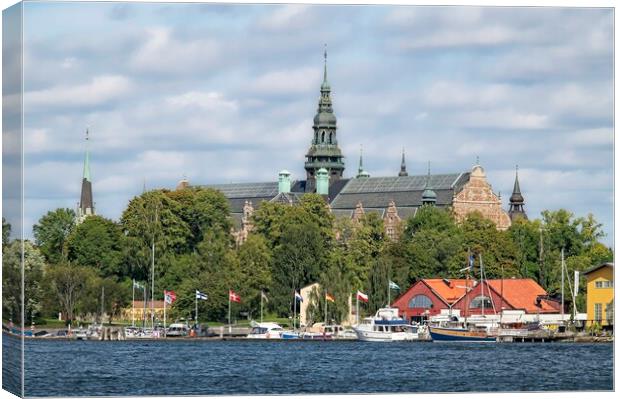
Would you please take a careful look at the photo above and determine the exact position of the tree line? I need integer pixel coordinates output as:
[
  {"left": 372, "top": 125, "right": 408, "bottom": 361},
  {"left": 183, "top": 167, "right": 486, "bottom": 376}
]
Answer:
[{"left": 2, "top": 186, "right": 613, "bottom": 326}]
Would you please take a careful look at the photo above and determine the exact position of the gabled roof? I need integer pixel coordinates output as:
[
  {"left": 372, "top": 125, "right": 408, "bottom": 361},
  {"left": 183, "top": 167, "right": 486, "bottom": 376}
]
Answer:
[
  {"left": 423, "top": 279, "right": 472, "bottom": 305},
  {"left": 582, "top": 262, "right": 613, "bottom": 276},
  {"left": 485, "top": 279, "right": 558, "bottom": 313}
]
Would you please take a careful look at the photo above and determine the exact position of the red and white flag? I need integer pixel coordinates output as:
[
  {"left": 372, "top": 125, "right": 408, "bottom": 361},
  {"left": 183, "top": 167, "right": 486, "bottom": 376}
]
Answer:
[
  {"left": 356, "top": 290, "right": 369, "bottom": 303},
  {"left": 164, "top": 290, "right": 176, "bottom": 305},
  {"left": 229, "top": 290, "right": 241, "bottom": 303}
]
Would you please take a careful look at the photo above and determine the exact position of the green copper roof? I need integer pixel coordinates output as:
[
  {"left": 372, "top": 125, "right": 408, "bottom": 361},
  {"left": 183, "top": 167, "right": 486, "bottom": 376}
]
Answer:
[{"left": 83, "top": 129, "right": 91, "bottom": 182}]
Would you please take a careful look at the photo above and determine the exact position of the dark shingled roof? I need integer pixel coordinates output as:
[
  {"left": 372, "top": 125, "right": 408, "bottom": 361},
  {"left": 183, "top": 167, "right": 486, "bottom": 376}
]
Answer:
[{"left": 198, "top": 172, "right": 469, "bottom": 220}]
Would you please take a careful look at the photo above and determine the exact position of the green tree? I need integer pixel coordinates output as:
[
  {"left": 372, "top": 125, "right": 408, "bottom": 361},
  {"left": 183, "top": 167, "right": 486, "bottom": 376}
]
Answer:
[
  {"left": 2, "top": 240, "right": 45, "bottom": 324},
  {"left": 45, "top": 263, "right": 96, "bottom": 323},
  {"left": 66, "top": 216, "right": 125, "bottom": 278},
  {"left": 237, "top": 234, "right": 272, "bottom": 319},
  {"left": 2, "top": 217, "right": 11, "bottom": 247},
  {"left": 367, "top": 257, "right": 391, "bottom": 313},
  {"left": 33, "top": 208, "right": 76, "bottom": 264},
  {"left": 346, "top": 213, "right": 387, "bottom": 290}
]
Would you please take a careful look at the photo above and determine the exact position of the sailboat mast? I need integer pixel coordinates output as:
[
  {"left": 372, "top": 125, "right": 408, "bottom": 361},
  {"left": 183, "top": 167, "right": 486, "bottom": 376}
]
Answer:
[
  {"left": 561, "top": 247, "right": 565, "bottom": 321},
  {"left": 480, "top": 254, "right": 485, "bottom": 317}
]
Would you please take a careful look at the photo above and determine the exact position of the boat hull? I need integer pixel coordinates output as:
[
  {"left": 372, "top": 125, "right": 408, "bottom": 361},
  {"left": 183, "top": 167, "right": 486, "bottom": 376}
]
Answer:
[
  {"left": 429, "top": 327, "right": 496, "bottom": 342},
  {"left": 354, "top": 328, "right": 418, "bottom": 342}
]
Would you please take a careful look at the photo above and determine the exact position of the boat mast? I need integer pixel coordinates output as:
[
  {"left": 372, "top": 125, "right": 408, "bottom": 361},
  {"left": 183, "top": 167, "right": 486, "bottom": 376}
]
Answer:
[
  {"left": 561, "top": 247, "right": 565, "bottom": 323},
  {"left": 100, "top": 286, "right": 105, "bottom": 325},
  {"left": 480, "top": 253, "right": 485, "bottom": 317}
]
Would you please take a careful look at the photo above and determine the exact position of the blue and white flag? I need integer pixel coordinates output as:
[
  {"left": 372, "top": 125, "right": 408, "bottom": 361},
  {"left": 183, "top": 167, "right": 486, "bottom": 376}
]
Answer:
[
  {"left": 196, "top": 290, "right": 208, "bottom": 301},
  {"left": 389, "top": 281, "right": 400, "bottom": 290},
  {"left": 460, "top": 255, "right": 475, "bottom": 272},
  {"left": 294, "top": 291, "right": 303, "bottom": 302},
  {"left": 133, "top": 280, "right": 144, "bottom": 289}
]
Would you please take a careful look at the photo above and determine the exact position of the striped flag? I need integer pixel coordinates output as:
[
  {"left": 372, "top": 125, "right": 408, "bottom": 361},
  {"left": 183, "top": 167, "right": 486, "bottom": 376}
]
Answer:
[
  {"left": 196, "top": 290, "right": 208, "bottom": 301},
  {"left": 389, "top": 281, "right": 400, "bottom": 290},
  {"left": 325, "top": 293, "right": 335, "bottom": 303},
  {"left": 164, "top": 290, "right": 176, "bottom": 304},
  {"left": 133, "top": 280, "right": 144, "bottom": 289},
  {"left": 229, "top": 290, "right": 241, "bottom": 303},
  {"left": 261, "top": 291, "right": 269, "bottom": 303},
  {"left": 356, "top": 291, "right": 369, "bottom": 303}
]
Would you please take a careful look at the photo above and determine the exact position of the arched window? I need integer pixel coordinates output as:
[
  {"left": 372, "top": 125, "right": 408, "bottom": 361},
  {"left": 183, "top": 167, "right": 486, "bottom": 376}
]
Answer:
[
  {"left": 469, "top": 296, "right": 493, "bottom": 309},
  {"left": 329, "top": 132, "right": 333, "bottom": 144},
  {"left": 321, "top": 131, "right": 326, "bottom": 143},
  {"left": 314, "top": 131, "right": 318, "bottom": 143},
  {"left": 409, "top": 295, "right": 433, "bottom": 309}
]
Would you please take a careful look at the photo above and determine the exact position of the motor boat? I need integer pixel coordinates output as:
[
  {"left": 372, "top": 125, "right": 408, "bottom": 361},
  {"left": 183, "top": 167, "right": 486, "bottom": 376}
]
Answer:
[
  {"left": 166, "top": 323, "right": 189, "bottom": 337},
  {"left": 353, "top": 308, "right": 421, "bottom": 342},
  {"left": 246, "top": 322, "right": 284, "bottom": 339}
]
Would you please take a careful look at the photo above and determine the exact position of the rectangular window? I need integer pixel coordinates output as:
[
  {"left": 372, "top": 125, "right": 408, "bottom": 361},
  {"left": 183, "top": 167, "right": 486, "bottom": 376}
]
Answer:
[
  {"left": 594, "top": 303, "right": 602, "bottom": 323},
  {"left": 595, "top": 281, "right": 603, "bottom": 288},
  {"left": 605, "top": 302, "right": 614, "bottom": 325}
]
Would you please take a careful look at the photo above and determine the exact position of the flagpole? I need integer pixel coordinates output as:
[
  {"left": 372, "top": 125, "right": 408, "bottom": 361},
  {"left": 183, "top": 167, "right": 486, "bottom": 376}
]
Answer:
[
  {"left": 324, "top": 291, "right": 328, "bottom": 326},
  {"left": 163, "top": 292, "right": 167, "bottom": 338},
  {"left": 228, "top": 292, "right": 232, "bottom": 335},
  {"left": 195, "top": 291, "right": 198, "bottom": 327},
  {"left": 293, "top": 290, "right": 297, "bottom": 331},
  {"left": 132, "top": 279, "right": 135, "bottom": 328},
  {"left": 387, "top": 281, "right": 390, "bottom": 307},
  {"left": 260, "top": 290, "right": 264, "bottom": 324},
  {"left": 356, "top": 294, "right": 359, "bottom": 325}
]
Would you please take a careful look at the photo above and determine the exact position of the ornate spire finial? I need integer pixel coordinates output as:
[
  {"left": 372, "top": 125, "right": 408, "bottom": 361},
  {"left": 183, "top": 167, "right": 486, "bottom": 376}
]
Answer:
[
  {"left": 476, "top": 155, "right": 480, "bottom": 165},
  {"left": 398, "top": 147, "right": 408, "bottom": 177},
  {"left": 426, "top": 161, "right": 431, "bottom": 185},
  {"left": 323, "top": 43, "right": 328, "bottom": 82},
  {"left": 359, "top": 144, "right": 363, "bottom": 172}
]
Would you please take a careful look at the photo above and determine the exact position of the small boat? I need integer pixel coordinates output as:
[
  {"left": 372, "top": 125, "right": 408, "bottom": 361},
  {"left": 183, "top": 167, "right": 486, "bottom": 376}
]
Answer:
[
  {"left": 166, "top": 323, "right": 189, "bottom": 337},
  {"left": 428, "top": 325, "right": 496, "bottom": 342},
  {"left": 246, "top": 322, "right": 284, "bottom": 339},
  {"left": 353, "top": 308, "right": 421, "bottom": 342},
  {"left": 281, "top": 330, "right": 300, "bottom": 339}
]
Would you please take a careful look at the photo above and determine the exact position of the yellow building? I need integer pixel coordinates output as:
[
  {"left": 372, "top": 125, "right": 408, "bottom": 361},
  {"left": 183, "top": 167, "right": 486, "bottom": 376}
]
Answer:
[
  {"left": 583, "top": 263, "right": 614, "bottom": 329},
  {"left": 121, "top": 300, "right": 166, "bottom": 322}
]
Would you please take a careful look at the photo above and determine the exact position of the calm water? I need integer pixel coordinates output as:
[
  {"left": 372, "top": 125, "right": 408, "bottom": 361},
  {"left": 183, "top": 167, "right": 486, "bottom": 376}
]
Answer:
[{"left": 2, "top": 333, "right": 614, "bottom": 396}]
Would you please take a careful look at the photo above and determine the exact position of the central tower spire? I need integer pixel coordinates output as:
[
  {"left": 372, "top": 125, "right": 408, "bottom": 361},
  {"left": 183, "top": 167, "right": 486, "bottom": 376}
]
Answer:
[{"left": 304, "top": 45, "right": 345, "bottom": 192}]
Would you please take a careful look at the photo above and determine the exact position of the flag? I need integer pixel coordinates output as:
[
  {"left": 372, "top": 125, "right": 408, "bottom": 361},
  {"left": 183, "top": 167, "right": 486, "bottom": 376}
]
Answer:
[
  {"left": 325, "top": 293, "right": 335, "bottom": 303},
  {"left": 294, "top": 291, "right": 303, "bottom": 302},
  {"left": 196, "top": 290, "right": 208, "bottom": 301},
  {"left": 261, "top": 291, "right": 269, "bottom": 303},
  {"left": 164, "top": 290, "right": 176, "bottom": 304},
  {"left": 389, "top": 281, "right": 400, "bottom": 290},
  {"left": 229, "top": 290, "right": 241, "bottom": 303},
  {"left": 460, "top": 255, "right": 475, "bottom": 272},
  {"left": 356, "top": 291, "right": 369, "bottom": 303},
  {"left": 133, "top": 280, "right": 144, "bottom": 289}
]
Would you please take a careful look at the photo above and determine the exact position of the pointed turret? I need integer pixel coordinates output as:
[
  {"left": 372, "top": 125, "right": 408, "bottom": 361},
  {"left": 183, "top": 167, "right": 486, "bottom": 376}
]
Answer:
[
  {"left": 78, "top": 129, "right": 94, "bottom": 220},
  {"left": 421, "top": 161, "right": 436, "bottom": 206},
  {"left": 398, "top": 148, "right": 408, "bottom": 176},
  {"left": 304, "top": 45, "right": 345, "bottom": 192},
  {"left": 357, "top": 145, "right": 370, "bottom": 178},
  {"left": 508, "top": 165, "right": 527, "bottom": 221}
]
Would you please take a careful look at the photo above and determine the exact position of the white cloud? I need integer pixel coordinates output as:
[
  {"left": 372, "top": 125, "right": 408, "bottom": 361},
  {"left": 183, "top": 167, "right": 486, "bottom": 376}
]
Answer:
[
  {"left": 255, "top": 5, "right": 315, "bottom": 32},
  {"left": 24, "top": 75, "right": 132, "bottom": 108},
  {"left": 166, "top": 91, "right": 239, "bottom": 112},
  {"left": 129, "top": 27, "right": 220, "bottom": 74},
  {"left": 250, "top": 67, "right": 320, "bottom": 94}
]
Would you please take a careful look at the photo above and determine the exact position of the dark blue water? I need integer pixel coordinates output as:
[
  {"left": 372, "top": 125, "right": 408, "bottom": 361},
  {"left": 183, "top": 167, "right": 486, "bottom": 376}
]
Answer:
[{"left": 3, "top": 333, "right": 614, "bottom": 396}]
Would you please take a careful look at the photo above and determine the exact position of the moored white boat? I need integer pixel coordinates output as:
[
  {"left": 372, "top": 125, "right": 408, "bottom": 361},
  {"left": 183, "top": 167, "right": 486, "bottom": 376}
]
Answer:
[
  {"left": 246, "top": 322, "right": 284, "bottom": 339},
  {"left": 353, "top": 308, "right": 421, "bottom": 342}
]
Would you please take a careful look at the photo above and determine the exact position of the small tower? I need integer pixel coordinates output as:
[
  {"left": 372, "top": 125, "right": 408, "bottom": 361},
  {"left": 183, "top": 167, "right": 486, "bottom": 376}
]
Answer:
[
  {"left": 508, "top": 165, "right": 527, "bottom": 221},
  {"left": 78, "top": 129, "right": 95, "bottom": 221},
  {"left": 316, "top": 167, "right": 330, "bottom": 196},
  {"left": 421, "top": 161, "right": 436, "bottom": 206},
  {"left": 356, "top": 145, "right": 370, "bottom": 178},
  {"left": 398, "top": 148, "right": 408, "bottom": 177},
  {"left": 278, "top": 170, "right": 291, "bottom": 194}
]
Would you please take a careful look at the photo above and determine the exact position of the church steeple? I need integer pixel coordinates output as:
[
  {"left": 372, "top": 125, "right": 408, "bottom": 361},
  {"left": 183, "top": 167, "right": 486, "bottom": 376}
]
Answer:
[
  {"left": 508, "top": 165, "right": 527, "bottom": 221},
  {"left": 421, "top": 161, "right": 436, "bottom": 206},
  {"left": 398, "top": 147, "right": 408, "bottom": 176},
  {"left": 304, "top": 45, "right": 345, "bottom": 192},
  {"left": 78, "top": 129, "right": 94, "bottom": 220}
]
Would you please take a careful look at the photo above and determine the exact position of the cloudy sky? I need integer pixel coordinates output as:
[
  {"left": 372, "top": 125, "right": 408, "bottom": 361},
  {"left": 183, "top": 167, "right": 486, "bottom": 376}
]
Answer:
[{"left": 13, "top": 2, "right": 614, "bottom": 244}]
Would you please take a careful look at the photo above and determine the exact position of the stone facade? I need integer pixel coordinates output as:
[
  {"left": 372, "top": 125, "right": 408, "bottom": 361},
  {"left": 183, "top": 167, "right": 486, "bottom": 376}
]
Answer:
[
  {"left": 232, "top": 200, "right": 255, "bottom": 246},
  {"left": 383, "top": 201, "right": 402, "bottom": 240},
  {"left": 452, "top": 164, "right": 511, "bottom": 230}
]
